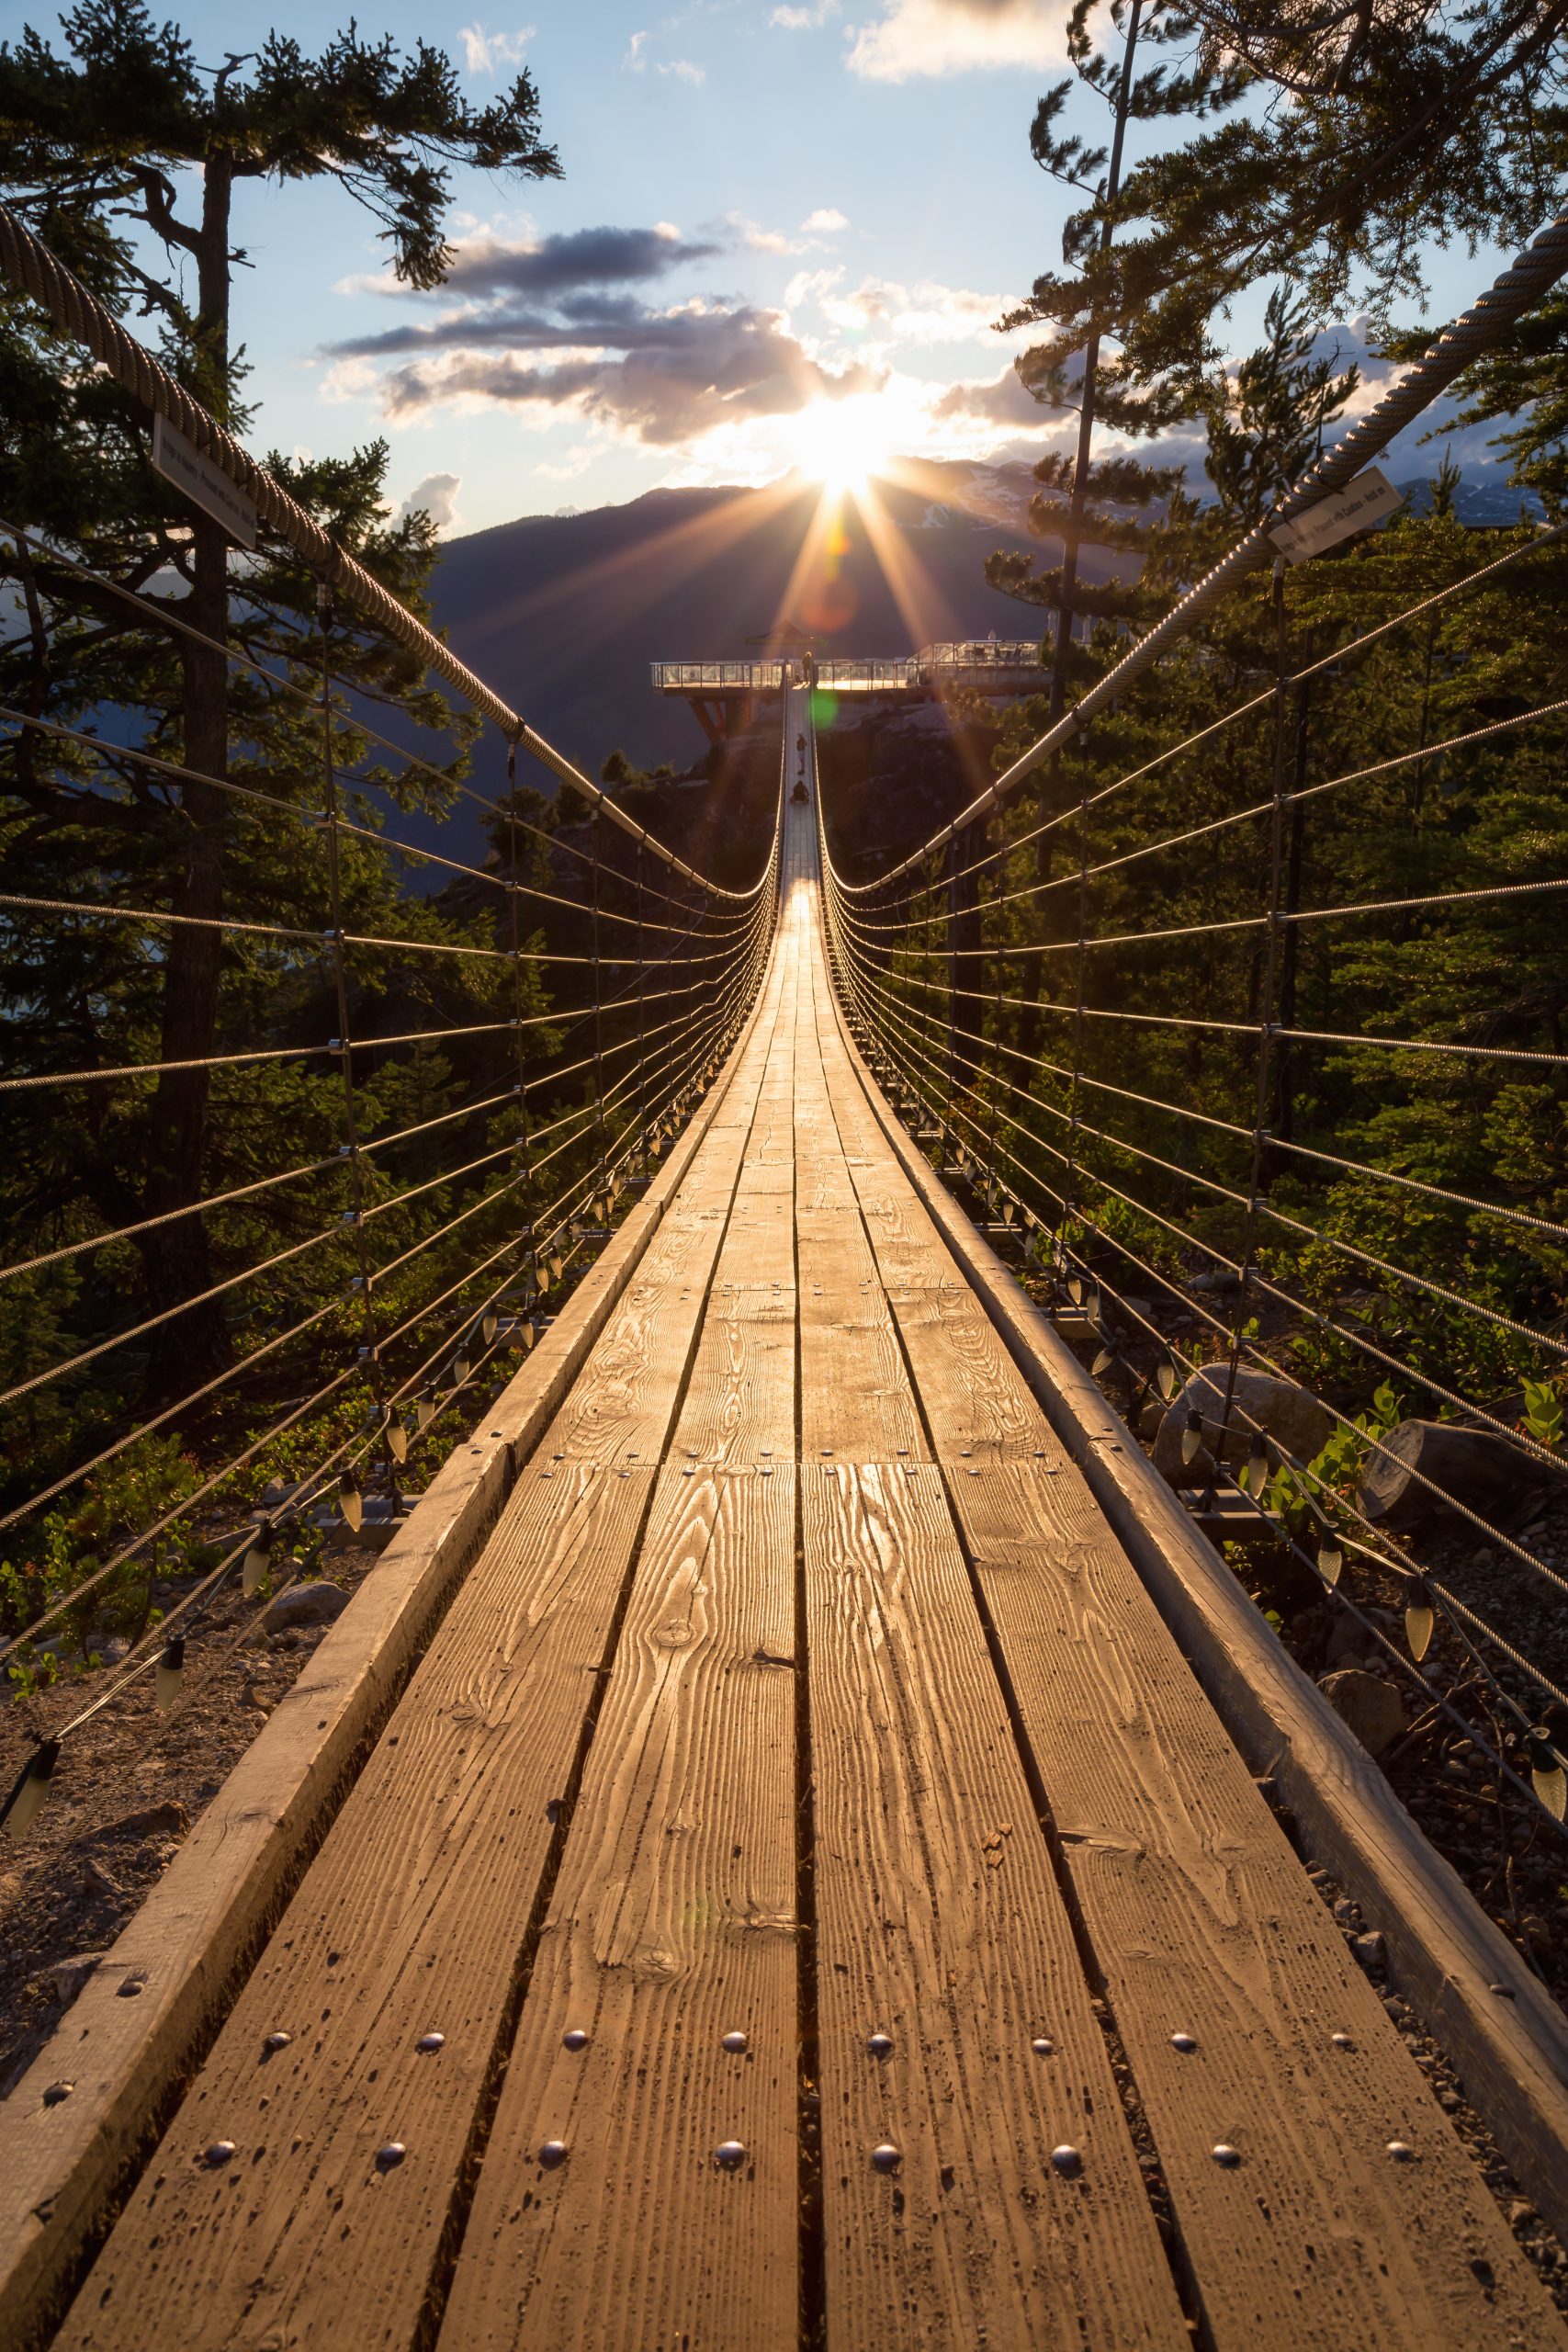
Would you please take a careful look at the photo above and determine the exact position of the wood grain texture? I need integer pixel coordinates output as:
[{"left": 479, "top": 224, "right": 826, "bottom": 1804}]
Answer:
[
  {"left": 0, "top": 956, "right": 780, "bottom": 2352},
  {"left": 951, "top": 1464, "right": 1565, "bottom": 2350},
  {"left": 53, "top": 1462, "right": 658, "bottom": 2352},
  {"left": 801, "top": 1462, "right": 1189, "bottom": 2350},
  {"left": 827, "top": 972, "right": 1568, "bottom": 2264},
  {"left": 441, "top": 1466, "right": 800, "bottom": 2352}
]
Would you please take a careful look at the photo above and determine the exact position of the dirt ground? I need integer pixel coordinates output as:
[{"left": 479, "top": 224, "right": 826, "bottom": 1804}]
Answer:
[{"left": 0, "top": 1540, "right": 383, "bottom": 2094}]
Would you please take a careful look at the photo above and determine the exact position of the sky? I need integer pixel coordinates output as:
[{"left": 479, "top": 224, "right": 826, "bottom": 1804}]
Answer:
[{"left": 7, "top": 0, "right": 1526, "bottom": 536}]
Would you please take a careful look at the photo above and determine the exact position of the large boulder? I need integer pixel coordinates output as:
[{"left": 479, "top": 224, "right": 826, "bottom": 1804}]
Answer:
[{"left": 1151, "top": 1365, "right": 1332, "bottom": 1489}]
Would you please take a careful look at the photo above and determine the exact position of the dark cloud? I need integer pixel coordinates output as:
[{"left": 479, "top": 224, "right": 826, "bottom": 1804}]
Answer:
[
  {"left": 377, "top": 303, "right": 884, "bottom": 447},
  {"left": 442, "top": 224, "right": 722, "bottom": 299}
]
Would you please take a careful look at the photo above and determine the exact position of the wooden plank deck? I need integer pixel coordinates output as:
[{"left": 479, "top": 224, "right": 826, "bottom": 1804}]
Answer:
[{"left": 40, "top": 694, "right": 1568, "bottom": 2351}]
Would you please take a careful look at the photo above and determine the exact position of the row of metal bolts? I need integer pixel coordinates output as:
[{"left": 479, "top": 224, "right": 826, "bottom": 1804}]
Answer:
[{"left": 204, "top": 2023, "right": 1414, "bottom": 2177}]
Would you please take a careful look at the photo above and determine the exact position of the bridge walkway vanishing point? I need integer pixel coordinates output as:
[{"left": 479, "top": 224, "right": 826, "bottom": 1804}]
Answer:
[{"left": 20, "top": 689, "right": 1568, "bottom": 2352}]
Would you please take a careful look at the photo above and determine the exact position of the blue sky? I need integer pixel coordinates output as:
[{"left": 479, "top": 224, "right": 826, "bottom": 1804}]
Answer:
[{"left": 9, "top": 0, "right": 1523, "bottom": 532}]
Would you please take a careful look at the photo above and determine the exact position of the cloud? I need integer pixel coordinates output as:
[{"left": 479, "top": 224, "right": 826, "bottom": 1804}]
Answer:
[
  {"left": 368, "top": 300, "right": 885, "bottom": 447},
  {"left": 398, "top": 471, "right": 464, "bottom": 533},
  {"left": 781, "top": 269, "right": 1017, "bottom": 351},
  {"left": 457, "top": 22, "right": 534, "bottom": 74},
  {"left": 848, "top": 0, "right": 1062, "bottom": 81},
  {"left": 932, "top": 362, "right": 1053, "bottom": 426},
  {"left": 625, "top": 28, "right": 650, "bottom": 66},
  {"left": 658, "top": 58, "right": 706, "bottom": 82},
  {"left": 773, "top": 0, "right": 838, "bottom": 22},
  {"left": 802, "top": 207, "right": 848, "bottom": 232},
  {"left": 441, "top": 223, "right": 723, "bottom": 300}
]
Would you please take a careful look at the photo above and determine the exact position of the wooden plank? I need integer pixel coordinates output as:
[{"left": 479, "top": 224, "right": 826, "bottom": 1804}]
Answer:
[
  {"left": 0, "top": 963, "right": 781, "bottom": 2352},
  {"left": 883, "top": 1284, "right": 1059, "bottom": 1464},
  {"left": 800, "top": 1461, "right": 1189, "bottom": 2350},
  {"left": 823, "top": 975, "right": 1568, "bottom": 2266},
  {"left": 53, "top": 1462, "right": 658, "bottom": 2352},
  {"left": 441, "top": 1475, "right": 800, "bottom": 2351},
  {"left": 51, "top": 966, "right": 794, "bottom": 2352},
  {"left": 952, "top": 1464, "right": 1564, "bottom": 2349}
]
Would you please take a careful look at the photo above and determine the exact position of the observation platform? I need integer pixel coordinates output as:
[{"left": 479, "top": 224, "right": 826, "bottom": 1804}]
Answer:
[{"left": 651, "top": 641, "right": 1047, "bottom": 738}]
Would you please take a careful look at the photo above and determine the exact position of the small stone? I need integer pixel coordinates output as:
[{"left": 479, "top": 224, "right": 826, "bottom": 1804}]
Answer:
[
  {"left": 1509, "top": 2200, "right": 1538, "bottom": 2226},
  {"left": 867, "top": 2032, "right": 894, "bottom": 2058},
  {"left": 721, "top": 2030, "right": 748, "bottom": 2053},
  {"left": 1050, "top": 2145, "right": 1081, "bottom": 2177},
  {"left": 1386, "top": 2141, "right": 1414, "bottom": 2162},
  {"left": 562, "top": 2029, "right": 589, "bottom": 2052},
  {"left": 417, "top": 2033, "right": 445, "bottom": 2053},
  {"left": 1211, "top": 2144, "right": 1241, "bottom": 2168},
  {"left": 263, "top": 2031, "right": 292, "bottom": 2054},
  {"left": 377, "top": 2143, "right": 406, "bottom": 2170},
  {"left": 871, "top": 2143, "right": 900, "bottom": 2172},
  {"left": 205, "top": 2141, "right": 236, "bottom": 2166},
  {"left": 47, "top": 1953, "right": 103, "bottom": 2006},
  {"left": 716, "top": 2140, "right": 746, "bottom": 2169},
  {"left": 1170, "top": 2033, "right": 1198, "bottom": 2053},
  {"left": 1352, "top": 1932, "right": 1387, "bottom": 1976},
  {"left": 1330, "top": 2033, "right": 1355, "bottom": 2051},
  {"left": 538, "top": 2140, "right": 568, "bottom": 2169}
]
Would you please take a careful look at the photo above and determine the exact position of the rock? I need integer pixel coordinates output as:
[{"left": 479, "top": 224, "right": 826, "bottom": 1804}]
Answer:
[
  {"left": 1358, "top": 1419, "right": 1566, "bottom": 1534},
  {"left": 1352, "top": 1931, "right": 1388, "bottom": 1976},
  {"left": 1152, "top": 1367, "right": 1333, "bottom": 1489},
  {"left": 48, "top": 1953, "right": 104, "bottom": 2006},
  {"left": 262, "top": 1581, "right": 350, "bottom": 1634},
  {"left": 86, "top": 1801, "right": 188, "bottom": 1846},
  {"left": 1136, "top": 1399, "right": 1167, "bottom": 1442},
  {"left": 1318, "top": 1668, "right": 1407, "bottom": 1758}
]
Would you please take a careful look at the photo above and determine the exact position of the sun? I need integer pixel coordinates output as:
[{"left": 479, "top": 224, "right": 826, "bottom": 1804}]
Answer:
[{"left": 786, "top": 395, "right": 899, "bottom": 493}]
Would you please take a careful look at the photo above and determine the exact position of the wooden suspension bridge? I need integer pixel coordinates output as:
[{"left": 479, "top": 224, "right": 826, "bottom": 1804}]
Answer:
[{"left": 4, "top": 690, "right": 1568, "bottom": 2351}]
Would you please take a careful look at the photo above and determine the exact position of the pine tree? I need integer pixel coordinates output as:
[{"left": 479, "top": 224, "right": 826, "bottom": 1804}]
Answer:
[
  {"left": 1017, "top": 0, "right": 1567, "bottom": 406},
  {"left": 0, "top": 3, "right": 559, "bottom": 1390},
  {"left": 986, "top": 0, "right": 1247, "bottom": 714}
]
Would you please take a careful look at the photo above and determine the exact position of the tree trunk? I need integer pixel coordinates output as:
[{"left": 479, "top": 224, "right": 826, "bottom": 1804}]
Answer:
[
  {"left": 1358, "top": 1419, "right": 1565, "bottom": 1534},
  {"left": 140, "top": 157, "right": 233, "bottom": 1401}
]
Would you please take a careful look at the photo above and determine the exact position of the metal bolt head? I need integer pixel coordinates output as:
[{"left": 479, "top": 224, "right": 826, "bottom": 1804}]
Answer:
[
  {"left": 563, "top": 2028, "right": 590, "bottom": 2052},
  {"left": 41, "top": 2080, "right": 73, "bottom": 2107},
  {"left": 871, "top": 2143, "right": 901, "bottom": 2173},
  {"left": 539, "top": 2140, "right": 569, "bottom": 2169},
  {"left": 867, "top": 2032, "right": 894, "bottom": 2058},
  {"left": 1171, "top": 2032, "right": 1198, "bottom": 2054},
  {"left": 205, "top": 2141, "right": 236, "bottom": 2167},
  {"left": 1330, "top": 2032, "right": 1355, "bottom": 2050},
  {"left": 1211, "top": 2143, "right": 1241, "bottom": 2168},
  {"left": 716, "top": 2140, "right": 746, "bottom": 2169},
  {"left": 1050, "top": 2145, "right": 1081, "bottom": 2177},
  {"left": 417, "top": 2032, "right": 445, "bottom": 2053},
  {"left": 1386, "top": 2141, "right": 1414, "bottom": 2162},
  {"left": 1032, "top": 2038, "right": 1054, "bottom": 2057},
  {"left": 376, "top": 2143, "right": 406, "bottom": 2171},
  {"left": 264, "top": 2030, "right": 292, "bottom": 2054},
  {"left": 721, "top": 2030, "right": 748, "bottom": 2053}
]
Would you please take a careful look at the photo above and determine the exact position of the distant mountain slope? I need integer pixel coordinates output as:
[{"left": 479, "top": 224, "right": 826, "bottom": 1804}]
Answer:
[{"left": 427, "top": 460, "right": 1056, "bottom": 779}]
